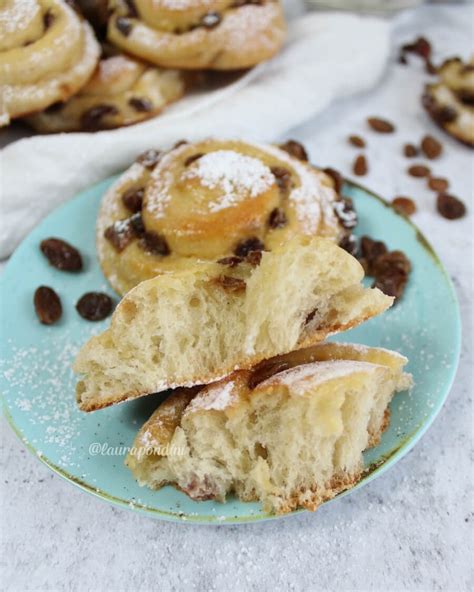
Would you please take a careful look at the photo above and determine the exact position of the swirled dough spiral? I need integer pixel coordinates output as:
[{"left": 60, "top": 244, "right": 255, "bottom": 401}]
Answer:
[
  {"left": 97, "top": 139, "right": 351, "bottom": 296},
  {"left": 0, "top": 0, "right": 100, "bottom": 125},
  {"left": 107, "top": 0, "right": 286, "bottom": 70},
  {"left": 26, "top": 53, "right": 186, "bottom": 132}
]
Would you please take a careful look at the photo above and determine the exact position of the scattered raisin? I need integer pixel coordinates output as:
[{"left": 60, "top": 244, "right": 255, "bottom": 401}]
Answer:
[
  {"left": 372, "top": 251, "right": 412, "bottom": 277},
  {"left": 278, "top": 140, "right": 308, "bottom": 161},
  {"left": 373, "top": 273, "right": 408, "bottom": 300},
  {"left": 339, "top": 234, "right": 358, "bottom": 256},
  {"left": 367, "top": 117, "right": 395, "bottom": 133},
  {"left": 217, "top": 256, "right": 243, "bottom": 267},
  {"left": 184, "top": 153, "right": 204, "bottom": 167},
  {"left": 268, "top": 207, "right": 287, "bottom": 229},
  {"left": 234, "top": 237, "right": 264, "bottom": 257},
  {"left": 348, "top": 135, "right": 366, "bottom": 148},
  {"left": 116, "top": 16, "right": 132, "bottom": 36},
  {"left": 437, "top": 193, "right": 466, "bottom": 220},
  {"left": 403, "top": 143, "right": 418, "bottom": 157},
  {"left": 121, "top": 187, "right": 144, "bottom": 213},
  {"left": 40, "top": 238, "right": 83, "bottom": 272},
  {"left": 270, "top": 166, "right": 291, "bottom": 191},
  {"left": 140, "top": 231, "right": 170, "bottom": 255},
  {"left": 421, "top": 135, "right": 442, "bottom": 159},
  {"left": 353, "top": 154, "right": 368, "bottom": 176},
  {"left": 392, "top": 196, "right": 417, "bottom": 216},
  {"left": 104, "top": 220, "right": 135, "bottom": 252},
  {"left": 128, "top": 97, "right": 153, "bottom": 112},
  {"left": 333, "top": 198, "right": 357, "bottom": 229},
  {"left": 80, "top": 104, "right": 118, "bottom": 130},
  {"left": 359, "top": 236, "right": 388, "bottom": 274},
  {"left": 216, "top": 276, "right": 246, "bottom": 294},
  {"left": 323, "top": 167, "right": 344, "bottom": 194},
  {"left": 201, "top": 11, "right": 221, "bottom": 28},
  {"left": 408, "top": 164, "right": 430, "bottom": 178},
  {"left": 136, "top": 149, "right": 161, "bottom": 169},
  {"left": 76, "top": 292, "right": 113, "bottom": 321},
  {"left": 428, "top": 177, "right": 449, "bottom": 192},
  {"left": 34, "top": 286, "right": 62, "bottom": 325}
]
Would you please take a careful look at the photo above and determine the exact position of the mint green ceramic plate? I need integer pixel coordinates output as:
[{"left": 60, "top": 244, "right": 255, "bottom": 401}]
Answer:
[{"left": 0, "top": 177, "right": 461, "bottom": 523}]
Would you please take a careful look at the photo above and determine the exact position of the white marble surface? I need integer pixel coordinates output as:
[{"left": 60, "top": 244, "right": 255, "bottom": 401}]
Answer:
[{"left": 1, "top": 4, "right": 473, "bottom": 591}]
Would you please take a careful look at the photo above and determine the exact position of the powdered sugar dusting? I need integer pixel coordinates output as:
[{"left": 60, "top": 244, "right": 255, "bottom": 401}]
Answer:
[
  {"left": 184, "top": 150, "right": 274, "bottom": 212},
  {"left": 186, "top": 380, "right": 238, "bottom": 413}
]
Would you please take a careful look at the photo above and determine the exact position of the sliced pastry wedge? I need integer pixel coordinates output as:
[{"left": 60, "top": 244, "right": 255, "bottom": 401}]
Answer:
[
  {"left": 126, "top": 342, "right": 412, "bottom": 514},
  {"left": 74, "top": 236, "right": 392, "bottom": 411}
]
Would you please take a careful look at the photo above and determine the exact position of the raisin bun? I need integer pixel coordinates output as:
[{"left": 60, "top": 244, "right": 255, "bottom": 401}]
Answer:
[
  {"left": 422, "top": 56, "right": 474, "bottom": 148},
  {"left": 0, "top": 0, "right": 100, "bottom": 126},
  {"left": 107, "top": 0, "right": 286, "bottom": 70},
  {"left": 97, "top": 139, "right": 354, "bottom": 296},
  {"left": 25, "top": 53, "right": 186, "bottom": 133},
  {"left": 74, "top": 236, "right": 392, "bottom": 411},
  {"left": 126, "top": 342, "right": 412, "bottom": 514}
]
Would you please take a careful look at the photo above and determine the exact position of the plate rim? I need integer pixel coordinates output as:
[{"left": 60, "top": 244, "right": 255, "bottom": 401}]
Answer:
[{"left": 0, "top": 176, "right": 462, "bottom": 524}]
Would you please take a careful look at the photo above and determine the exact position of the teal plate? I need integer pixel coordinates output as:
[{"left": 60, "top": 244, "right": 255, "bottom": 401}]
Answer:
[{"left": 0, "top": 177, "right": 461, "bottom": 524}]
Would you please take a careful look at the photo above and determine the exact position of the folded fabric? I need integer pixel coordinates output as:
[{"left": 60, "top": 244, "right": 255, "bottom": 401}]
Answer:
[{"left": 0, "top": 12, "right": 390, "bottom": 259}]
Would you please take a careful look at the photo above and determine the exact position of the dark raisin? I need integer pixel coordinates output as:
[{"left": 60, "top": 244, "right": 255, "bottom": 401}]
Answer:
[
  {"left": 234, "top": 237, "right": 264, "bottom": 257},
  {"left": 76, "top": 292, "right": 114, "bottom": 321},
  {"left": 34, "top": 286, "right": 62, "bottom": 325},
  {"left": 248, "top": 360, "right": 291, "bottom": 390},
  {"left": 279, "top": 140, "right": 308, "bottom": 161},
  {"left": 116, "top": 16, "right": 132, "bottom": 36},
  {"left": 129, "top": 212, "right": 145, "bottom": 236},
  {"left": 136, "top": 149, "right": 161, "bottom": 169},
  {"left": 246, "top": 251, "right": 262, "bottom": 267},
  {"left": 80, "top": 104, "right": 118, "bottom": 130},
  {"left": 268, "top": 207, "right": 287, "bottom": 229},
  {"left": 40, "top": 238, "right": 83, "bottom": 271},
  {"left": 104, "top": 220, "right": 135, "bottom": 252},
  {"left": 367, "top": 117, "right": 395, "bottom": 133},
  {"left": 305, "top": 308, "right": 318, "bottom": 325},
  {"left": 121, "top": 187, "right": 144, "bottom": 213},
  {"left": 408, "top": 164, "right": 430, "bottom": 178},
  {"left": 339, "top": 234, "right": 358, "bottom": 256},
  {"left": 392, "top": 197, "right": 417, "bottom": 216},
  {"left": 201, "top": 11, "right": 221, "bottom": 28},
  {"left": 216, "top": 276, "right": 246, "bottom": 294},
  {"left": 43, "top": 10, "right": 54, "bottom": 28},
  {"left": 140, "top": 231, "right": 170, "bottom": 255},
  {"left": 421, "top": 135, "right": 443, "bottom": 159},
  {"left": 359, "top": 236, "right": 388, "bottom": 274},
  {"left": 428, "top": 177, "right": 449, "bottom": 192},
  {"left": 403, "top": 143, "right": 418, "bottom": 157},
  {"left": 353, "top": 154, "right": 368, "bottom": 176},
  {"left": 323, "top": 167, "right": 344, "bottom": 194},
  {"left": 348, "top": 135, "right": 366, "bottom": 148},
  {"left": 333, "top": 198, "right": 357, "bottom": 229},
  {"left": 437, "top": 194, "right": 466, "bottom": 220},
  {"left": 184, "top": 153, "right": 204, "bottom": 167},
  {"left": 270, "top": 166, "right": 291, "bottom": 191},
  {"left": 217, "top": 256, "right": 243, "bottom": 267},
  {"left": 373, "top": 273, "right": 408, "bottom": 300},
  {"left": 372, "top": 251, "right": 412, "bottom": 277},
  {"left": 128, "top": 97, "right": 153, "bottom": 112}
]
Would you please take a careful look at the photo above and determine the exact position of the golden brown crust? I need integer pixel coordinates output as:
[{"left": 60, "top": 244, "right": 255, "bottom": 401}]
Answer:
[
  {"left": 97, "top": 139, "right": 344, "bottom": 296},
  {"left": 106, "top": 0, "right": 287, "bottom": 70},
  {"left": 0, "top": 0, "right": 100, "bottom": 125},
  {"left": 25, "top": 54, "right": 186, "bottom": 132}
]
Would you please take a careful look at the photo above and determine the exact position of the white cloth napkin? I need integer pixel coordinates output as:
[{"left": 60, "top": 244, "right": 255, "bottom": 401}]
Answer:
[{"left": 0, "top": 12, "right": 390, "bottom": 259}]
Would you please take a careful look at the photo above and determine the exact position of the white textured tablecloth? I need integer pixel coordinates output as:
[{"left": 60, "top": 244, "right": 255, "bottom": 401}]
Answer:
[{"left": 1, "top": 4, "right": 473, "bottom": 591}]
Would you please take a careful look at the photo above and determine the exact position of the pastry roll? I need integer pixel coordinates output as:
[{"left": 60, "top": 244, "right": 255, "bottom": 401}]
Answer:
[
  {"left": 126, "top": 342, "right": 412, "bottom": 514},
  {"left": 97, "top": 139, "right": 354, "bottom": 295},
  {"left": 0, "top": 0, "right": 100, "bottom": 125},
  {"left": 74, "top": 236, "right": 392, "bottom": 411},
  {"left": 107, "top": 0, "right": 287, "bottom": 70}
]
